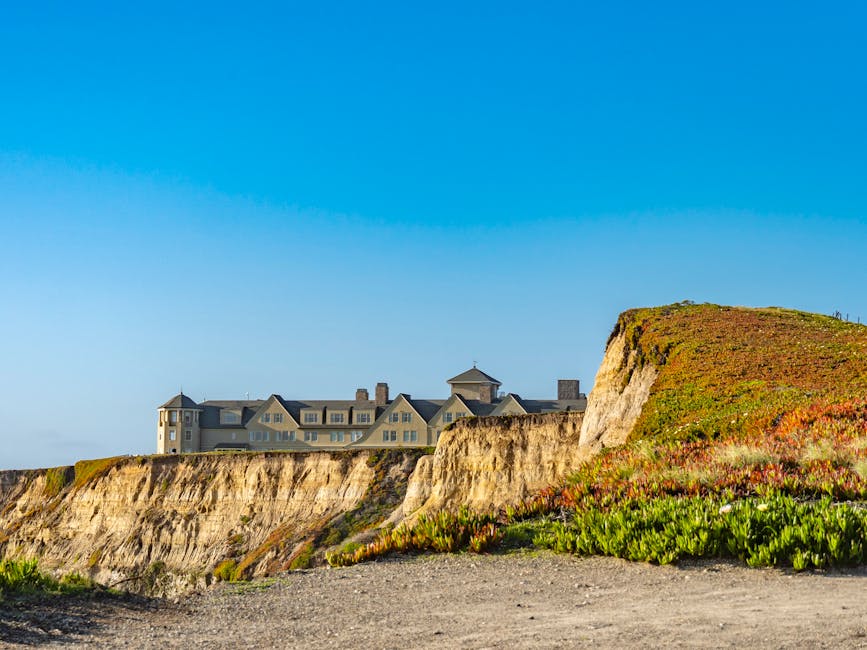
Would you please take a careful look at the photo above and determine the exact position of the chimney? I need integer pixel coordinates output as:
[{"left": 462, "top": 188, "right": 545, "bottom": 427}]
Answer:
[
  {"left": 558, "top": 379, "right": 580, "bottom": 401},
  {"left": 375, "top": 382, "right": 389, "bottom": 406},
  {"left": 478, "top": 383, "right": 494, "bottom": 404},
  {"left": 355, "top": 388, "right": 369, "bottom": 401}
]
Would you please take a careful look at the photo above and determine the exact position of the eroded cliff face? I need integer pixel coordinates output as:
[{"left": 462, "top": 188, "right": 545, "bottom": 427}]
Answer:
[
  {"left": 0, "top": 451, "right": 418, "bottom": 594},
  {"left": 400, "top": 411, "right": 586, "bottom": 518},
  {"left": 578, "top": 329, "right": 658, "bottom": 453}
]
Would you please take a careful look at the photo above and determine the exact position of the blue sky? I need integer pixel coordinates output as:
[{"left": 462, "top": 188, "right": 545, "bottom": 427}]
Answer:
[{"left": 1, "top": 2, "right": 866, "bottom": 469}]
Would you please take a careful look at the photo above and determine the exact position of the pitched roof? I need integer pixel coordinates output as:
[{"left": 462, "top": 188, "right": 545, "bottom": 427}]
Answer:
[
  {"left": 407, "top": 398, "right": 447, "bottom": 422},
  {"left": 159, "top": 393, "right": 201, "bottom": 409},
  {"left": 446, "top": 367, "right": 501, "bottom": 385}
]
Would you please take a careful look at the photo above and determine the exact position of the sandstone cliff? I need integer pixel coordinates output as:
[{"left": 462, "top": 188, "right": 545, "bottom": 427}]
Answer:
[
  {"left": 578, "top": 323, "right": 658, "bottom": 452},
  {"left": 0, "top": 451, "right": 420, "bottom": 594},
  {"left": 399, "top": 411, "right": 586, "bottom": 518}
]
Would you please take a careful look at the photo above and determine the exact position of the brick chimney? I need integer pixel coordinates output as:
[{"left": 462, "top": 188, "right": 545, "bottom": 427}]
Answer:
[
  {"left": 375, "top": 382, "right": 389, "bottom": 406},
  {"left": 558, "top": 379, "right": 580, "bottom": 400},
  {"left": 478, "top": 383, "right": 495, "bottom": 404},
  {"left": 355, "top": 388, "right": 369, "bottom": 401}
]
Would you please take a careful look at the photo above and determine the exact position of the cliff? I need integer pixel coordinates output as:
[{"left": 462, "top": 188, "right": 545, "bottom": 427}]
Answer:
[
  {"left": 399, "top": 411, "right": 586, "bottom": 517},
  {"left": 0, "top": 450, "right": 421, "bottom": 594}
]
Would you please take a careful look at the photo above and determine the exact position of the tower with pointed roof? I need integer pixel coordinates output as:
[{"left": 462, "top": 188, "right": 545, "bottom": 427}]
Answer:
[
  {"left": 446, "top": 365, "right": 502, "bottom": 403},
  {"left": 157, "top": 392, "right": 203, "bottom": 454}
]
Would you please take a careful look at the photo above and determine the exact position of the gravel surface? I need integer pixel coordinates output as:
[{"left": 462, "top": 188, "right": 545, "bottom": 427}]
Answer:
[{"left": 2, "top": 552, "right": 866, "bottom": 648}]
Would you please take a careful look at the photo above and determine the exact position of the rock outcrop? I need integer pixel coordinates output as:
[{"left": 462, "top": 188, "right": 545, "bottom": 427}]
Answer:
[
  {"left": 401, "top": 411, "right": 586, "bottom": 517},
  {"left": 578, "top": 328, "right": 658, "bottom": 453}
]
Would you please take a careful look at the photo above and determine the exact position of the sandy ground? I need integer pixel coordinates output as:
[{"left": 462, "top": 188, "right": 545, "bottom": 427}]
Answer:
[{"left": 1, "top": 552, "right": 866, "bottom": 649}]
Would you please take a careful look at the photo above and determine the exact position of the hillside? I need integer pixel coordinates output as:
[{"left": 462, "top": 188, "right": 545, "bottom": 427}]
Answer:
[{"left": 330, "top": 303, "right": 867, "bottom": 570}]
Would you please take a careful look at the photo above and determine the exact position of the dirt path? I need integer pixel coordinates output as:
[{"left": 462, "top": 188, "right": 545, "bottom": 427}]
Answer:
[{"left": 2, "top": 552, "right": 866, "bottom": 648}]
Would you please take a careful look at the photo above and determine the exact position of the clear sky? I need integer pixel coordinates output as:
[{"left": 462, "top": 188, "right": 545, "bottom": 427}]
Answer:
[{"left": 1, "top": 2, "right": 866, "bottom": 470}]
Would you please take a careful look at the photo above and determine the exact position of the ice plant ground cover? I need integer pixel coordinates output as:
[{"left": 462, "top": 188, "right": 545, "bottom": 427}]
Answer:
[{"left": 327, "top": 304, "right": 867, "bottom": 570}]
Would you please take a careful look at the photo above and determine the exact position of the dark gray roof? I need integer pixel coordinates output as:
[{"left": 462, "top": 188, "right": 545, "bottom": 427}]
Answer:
[
  {"left": 460, "top": 399, "right": 498, "bottom": 417},
  {"left": 159, "top": 393, "right": 202, "bottom": 409},
  {"left": 520, "top": 399, "right": 587, "bottom": 414},
  {"left": 406, "top": 398, "right": 447, "bottom": 422},
  {"left": 447, "top": 367, "right": 501, "bottom": 385}
]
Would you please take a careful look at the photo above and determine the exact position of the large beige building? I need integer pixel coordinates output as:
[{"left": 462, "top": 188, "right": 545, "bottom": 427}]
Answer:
[{"left": 156, "top": 367, "right": 586, "bottom": 454}]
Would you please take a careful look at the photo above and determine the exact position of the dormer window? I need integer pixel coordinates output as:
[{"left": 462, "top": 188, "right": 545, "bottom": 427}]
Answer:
[
  {"left": 221, "top": 411, "right": 240, "bottom": 425},
  {"left": 304, "top": 413, "right": 318, "bottom": 424},
  {"left": 330, "top": 413, "right": 345, "bottom": 424}
]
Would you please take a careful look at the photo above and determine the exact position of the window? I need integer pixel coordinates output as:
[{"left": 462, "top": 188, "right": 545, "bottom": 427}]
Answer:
[
  {"left": 277, "top": 430, "right": 295, "bottom": 442},
  {"left": 169, "top": 411, "right": 178, "bottom": 424},
  {"left": 401, "top": 412, "right": 412, "bottom": 423},
  {"left": 304, "top": 413, "right": 318, "bottom": 424},
  {"left": 381, "top": 430, "right": 397, "bottom": 442},
  {"left": 184, "top": 412, "right": 191, "bottom": 425},
  {"left": 356, "top": 412, "right": 371, "bottom": 424},
  {"left": 456, "top": 412, "right": 467, "bottom": 419},
  {"left": 350, "top": 431, "right": 363, "bottom": 442},
  {"left": 249, "top": 431, "right": 255, "bottom": 442},
  {"left": 261, "top": 413, "right": 271, "bottom": 423},
  {"left": 169, "top": 430, "right": 176, "bottom": 441},
  {"left": 403, "top": 430, "right": 418, "bottom": 442},
  {"left": 289, "top": 431, "right": 296, "bottom": 441},
  {"left": 443, "top": 413, "right": 453, "bottom": 424},
  {"left": 273, "top": 413, "right": 284, "bottom": 424},
  {"left": 264, "top": 431, "right": 269, "bottom": 442},
  {"left": 231, "top": 432, "right": 237, "bottom": 440},
  {"left": 388, "top": 413, "right": 399, "bottom": 423},
  {"left": 330, "top": 413, "right": 345, "bottom": 424},
  {"left": 184, "top": 430, "right": 192, "bottom": 441},
  {"left": 222, "top": 411, "right": 240, "bottom": 424},
  {"left": 330, "top": 431, "right": 345, "bottom": 442},
  {"left": 304, "top": 431, "right": 318, "bottom": 442}
]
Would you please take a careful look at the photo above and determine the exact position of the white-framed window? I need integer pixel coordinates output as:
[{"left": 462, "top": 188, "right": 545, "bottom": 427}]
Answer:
[
  {"left": 443, "top": 413, "right": 453, "bottom": 423},
  {"left": 350, "top": 431, "right": 363, "bottom": 442},
  {"left": 264, "top": 431, "right": 269, "bottom": 441},
  {"left": 184, "top": 412, "right": 191, "bottom": 425},
  {"left": 403, "top": 430, "right": 418, "bottom": 442},
  {"left": 330, "top": 413, "right": 345, "bottom": 424},
  {"left": 273, "top": 413, "right": 284, "bottom": 424},
  {"left": 382, "top": 430, "right": 397, "bottom": 442},
  {"left": 289, "top": 431, "right": 296, "bottom": 441},
  {"left": 249, "top": 431, "right": 255, "bottom": 442},
  {"left": 169, "top": 411, "right": 178, "bottom": 424},
  {"left": 401, "top": 413, "right": 412, "bottom": 423},
  {"left": 184, "top": 430, "right": 192, "bottom": 441},
  {"left": 388, "top": 413, "right": 399, "bottom": 423},
  {"left": 304, "top": 413, "right": 318, "bottom": 424},
  {"left": 169, "top": 430, "right": 176, "bottom": 441},
  {"left": 330, "top": 431, "right": 345, "bottom": 442},
  {"left": 304, "top": 431, "right": 318, "bottom": 442},
  {"left": 261, "top": 413, "right": 271, "bottom": 423},
  {"left": 355, "top": 412, "right": 371, "bottom": 424}
]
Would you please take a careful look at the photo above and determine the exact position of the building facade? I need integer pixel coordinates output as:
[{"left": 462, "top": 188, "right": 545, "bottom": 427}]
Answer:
[{"left": 156, "top": 367, "right": 586, "bottom": 454}]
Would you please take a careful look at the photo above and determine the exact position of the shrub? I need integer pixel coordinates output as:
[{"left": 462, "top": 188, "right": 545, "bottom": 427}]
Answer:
[{"left": 212, "top": 559, "right": 238, "bottom": 582}]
